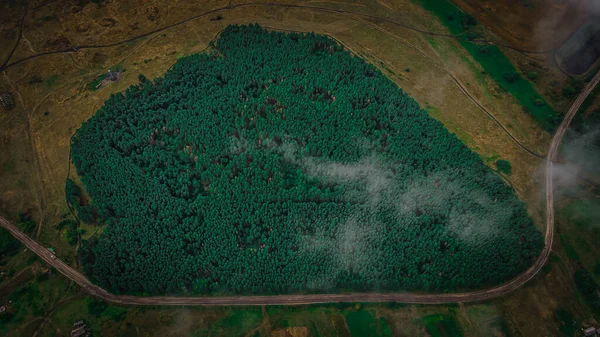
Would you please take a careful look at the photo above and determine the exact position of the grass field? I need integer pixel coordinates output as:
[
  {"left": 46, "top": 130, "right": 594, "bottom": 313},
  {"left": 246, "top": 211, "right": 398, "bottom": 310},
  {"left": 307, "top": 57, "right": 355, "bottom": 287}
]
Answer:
[
  {"left": 344, "top": 309, "right": 392, "bottom": 337},
  {"left": 419, "top": 313, "right": 464, "bottom": 337}
]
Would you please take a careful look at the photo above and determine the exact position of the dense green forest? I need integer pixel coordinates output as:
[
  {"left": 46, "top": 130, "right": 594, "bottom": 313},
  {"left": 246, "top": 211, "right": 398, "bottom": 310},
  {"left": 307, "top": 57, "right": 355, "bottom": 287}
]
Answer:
[{"left": 72, "top": 25, "right": 543, "bottom": 295}]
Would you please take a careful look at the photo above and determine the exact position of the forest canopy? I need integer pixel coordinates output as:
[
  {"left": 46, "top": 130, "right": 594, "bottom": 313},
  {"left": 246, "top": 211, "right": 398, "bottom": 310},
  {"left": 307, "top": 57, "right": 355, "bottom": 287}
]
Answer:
[{"left": 72, "top": 24, "right": 543, "bottom": 295}]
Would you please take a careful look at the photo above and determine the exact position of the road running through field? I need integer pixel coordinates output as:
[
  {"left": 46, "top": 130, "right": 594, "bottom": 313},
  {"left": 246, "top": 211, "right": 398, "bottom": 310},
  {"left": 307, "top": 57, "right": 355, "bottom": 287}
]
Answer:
[{"left": 1, "top": 71, "right": 599, "bottom": 306}]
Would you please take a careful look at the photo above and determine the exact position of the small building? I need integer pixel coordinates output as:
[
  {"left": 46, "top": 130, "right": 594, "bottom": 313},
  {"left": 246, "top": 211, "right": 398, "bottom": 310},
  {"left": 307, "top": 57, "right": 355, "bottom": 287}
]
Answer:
[
  {"left": 71, "top": 325, "right": 86, "bottom": 337},
  {"left": 584, "top": 326, "right": 597, "bottom": 336},
  {"left": 0, "top": 92, "right": 13, "bottom": 109},
  {"left": 108, "top": 69, "right": 116, "bottom": 81},
  {"left": 71, "top": 320, "right": 87, "bottom": 337},
  {"left": 0, "top": 306, "right": 6, "bottom": 313}
]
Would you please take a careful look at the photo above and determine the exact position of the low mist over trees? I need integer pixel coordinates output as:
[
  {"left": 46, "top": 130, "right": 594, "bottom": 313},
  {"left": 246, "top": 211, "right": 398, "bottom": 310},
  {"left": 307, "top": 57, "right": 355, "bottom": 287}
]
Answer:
[{"left": 72, "top": 24, "right": 543, "bottom": 295}]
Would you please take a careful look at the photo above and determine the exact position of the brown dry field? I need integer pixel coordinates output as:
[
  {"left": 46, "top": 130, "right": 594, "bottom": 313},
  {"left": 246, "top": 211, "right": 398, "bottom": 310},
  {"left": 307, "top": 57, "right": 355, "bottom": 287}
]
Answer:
[{"left": 0, "top": 0, "right": 593, "bottom": 335}]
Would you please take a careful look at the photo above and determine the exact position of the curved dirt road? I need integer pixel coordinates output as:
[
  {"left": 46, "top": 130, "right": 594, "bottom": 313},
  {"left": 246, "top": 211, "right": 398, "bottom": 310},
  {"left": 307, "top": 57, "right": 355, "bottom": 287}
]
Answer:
[{"left": 2, "top": 71, "right": 599, "bottom": 306}]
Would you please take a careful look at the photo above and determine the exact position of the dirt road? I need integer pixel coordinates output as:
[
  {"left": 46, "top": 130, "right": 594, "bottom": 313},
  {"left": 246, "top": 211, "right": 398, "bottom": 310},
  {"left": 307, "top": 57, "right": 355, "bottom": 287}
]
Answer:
[{"left": 2, "top": 72, "right": 599, "bottom": 306}]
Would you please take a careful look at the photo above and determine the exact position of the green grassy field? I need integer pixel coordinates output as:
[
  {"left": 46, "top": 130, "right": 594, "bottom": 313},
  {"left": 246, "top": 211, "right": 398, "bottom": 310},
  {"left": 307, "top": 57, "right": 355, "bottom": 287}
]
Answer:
[
  {"left": 344, "top": 308, "right": 392, "bottom": 337},
  {"left": 418, "top": 313, "right": 464, "bottom": 337}
]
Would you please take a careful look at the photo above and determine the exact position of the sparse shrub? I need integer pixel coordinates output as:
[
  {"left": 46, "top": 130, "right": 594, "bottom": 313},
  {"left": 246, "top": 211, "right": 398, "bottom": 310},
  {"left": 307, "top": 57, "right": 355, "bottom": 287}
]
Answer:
[
  {"left": 0, "top": 311, "right": 13, "bottom": 323},
  {"left": 465, "top": 32, "right": 479, "bottom": 41},
  {"left": 385, "top": 301, "right": 406, "bottom": 309},
  {"left": 26, "top": 254, "right": 38, "bottom": 264},
  {"left": 503, "top": 72, "right": 519, "bottom": 83},
  {"left": 87, "top": 298, "right": 107, "bottom": 317},
  {"left": 40, "top": 15, "right": 55, "bottom": 22},
  {"left": 534, "top": 98, "right": 545, "bottom": 107},
  {"left": 0, "top": 227, "right": 19, "bottom": 257},
  {"left": 495, "top": 159, "right": 512, "bottom": 175},
  {"left": 555, "top": 309, "right": 578, "bottom": 337},
  {"left": 574, "top": 268, "right": 600, "bottom": 316},
  {"left": 57, "top": 219, "right": 79, "bottom": 245},
  {"left": 478, "top": 46, "right": 490, "bottom": 55},
  {"left": 102, "top": 306, "right": 127, "bottom": 321},
  {"left": 16, "top": 212, "right": 36, "bottom": 234},
  {"left": 562, "top": 85, "right": 579, "bottom": 98},
  {"left": 404, "top": 68, "right": 411, "bottom": 72},
  {"left": 78, "top": 236, "right": 98, "bottom": 276},
  {"left": 521, "top": 0, "right": 534, "bottom": 8},
  {"left": 28, "top": 75, "right": 43, "bottom": 85},
  {"left": 56, "top": 219, "right": 77, "bottom": 230},
  {"left": 62, "top": 228, "right": 78, "bottom": 245},
  {"left": 65, "top": 178, "right": 99, "bottom": 224},
  {"left": 460, "top": 14, "right": 477, "bottom": 29},
  {"left": 45, "top": 74, "right": 59, "bottom": 87},
  {"left": 541, "top": 261, "right": 552, "bottom": 273},
  {"left": 527, "top": 71, "right": 538, "bottom": 81}
]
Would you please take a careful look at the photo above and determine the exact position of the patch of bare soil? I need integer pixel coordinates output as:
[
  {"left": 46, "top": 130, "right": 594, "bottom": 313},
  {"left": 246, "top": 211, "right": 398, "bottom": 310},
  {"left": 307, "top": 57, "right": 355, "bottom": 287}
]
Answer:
[
  {"left": 96, "top": 71, "right": 122, "bottom": 90},
  {"left": 270, "top": 327, "right": 309, "bottom": 337}
]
